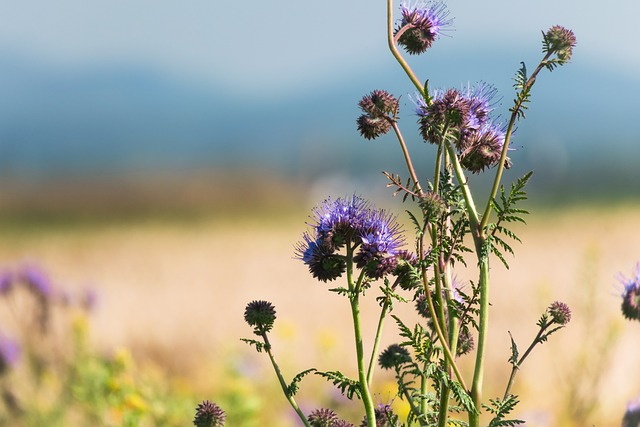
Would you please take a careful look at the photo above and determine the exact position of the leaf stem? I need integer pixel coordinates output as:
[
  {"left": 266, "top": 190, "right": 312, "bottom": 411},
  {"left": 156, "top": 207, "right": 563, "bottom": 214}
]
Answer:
[
  {"left": 262, "top": 333, "right": 311, "bottom": 427},
  {"left": 479, "top": 52, "right": 553, "bottom": 235}
]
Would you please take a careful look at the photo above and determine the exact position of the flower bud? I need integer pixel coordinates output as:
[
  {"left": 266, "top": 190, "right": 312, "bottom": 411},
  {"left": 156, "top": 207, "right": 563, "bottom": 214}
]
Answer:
[
  {"left": 378, "top": 344, "right": 412, "bottom": 370},
  {"left": 193, "top": 400, "right": 225, "bottom": 427},
  {"left": 308, "top": 408, "right": 339, "bottom": 427},
  {"left": 244, "top": 300, "right": 277, "bottom": 335},
  {"left": 544, "top": 25, "right": 576, "bottom": 63},
  {"left": 548, "top": 301, "right": 571, "bottom": 325}
]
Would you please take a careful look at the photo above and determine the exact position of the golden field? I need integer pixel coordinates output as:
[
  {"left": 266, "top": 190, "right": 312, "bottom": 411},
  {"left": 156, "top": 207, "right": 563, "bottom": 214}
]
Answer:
[{"left": 0, "top": 199, "right": 638, "bottom": 426}]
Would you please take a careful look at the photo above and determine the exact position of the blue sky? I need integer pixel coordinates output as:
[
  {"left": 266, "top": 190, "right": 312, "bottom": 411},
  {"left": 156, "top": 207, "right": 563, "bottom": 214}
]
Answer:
[
  {"left": 0, "top": 0, "right": 637, "bottom": 97},
  {"left": 0, "top": 0, "right": 638, "bottom": 201}
]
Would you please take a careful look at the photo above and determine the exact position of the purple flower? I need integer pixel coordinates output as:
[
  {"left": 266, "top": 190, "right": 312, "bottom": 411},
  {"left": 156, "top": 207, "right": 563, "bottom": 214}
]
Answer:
[
  {"left": 0, "top": 335, "right": 20, "bottom": 375},
  {"left": 193, "top": 400, "right": 225, "bottom": 427},
  {"left": 81, "top": 286, "right": 99, "bottom": 312},
  {"left": 619, "top": 264, "right": 640, "bottom": 322},
  {"left": 296, "top": 196, "right": 404, "bottom": 281},
  {"left": 0, "top": 270, "right": 14, "bottom": 295},
  {"left": 416, "top": 83, "right": 510, "bottom": 172},
  {"left": 19, "top": 263, "right": 53, "bottom": 299},
  {"left": 396, "top": 1, "right": 451, "bottom": 55}
]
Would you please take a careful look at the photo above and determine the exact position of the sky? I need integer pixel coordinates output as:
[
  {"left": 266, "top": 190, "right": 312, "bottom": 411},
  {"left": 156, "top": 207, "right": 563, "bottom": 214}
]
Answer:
[
  {"left": 0, "top": 0, "right": 637, "bottom": 98},
  {"left": 0, "top": 0, "right": 638, "bottom": 202}
]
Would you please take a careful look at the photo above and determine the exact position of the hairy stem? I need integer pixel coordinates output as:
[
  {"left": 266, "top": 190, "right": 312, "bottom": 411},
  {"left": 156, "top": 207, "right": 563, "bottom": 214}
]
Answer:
[
  {"left": 347, "top": 245, "right": 377, "bottom": 427},
  {"left": 262, "top": 333, "right": 311, "bottom": 427},
  {"left": 468, "top": 259, "right": 490, "bottom": 427},
  {"left": 502, "top": 320, "right": 552, "bottom": 400},
  {"left": 387, "top": 0, "right": 424, "bottom": 95},
  {"left": 479, "top": 52, "right": 553, "bottom": 235},
  {"left": 367, "top": 299, "right": 391, "bottom": 385},
  {"left": 419, "top": 235, "right": 467, "bottom": 392},
  {"left": 391, "top": 121, "right": 424, "bottom": 196}
]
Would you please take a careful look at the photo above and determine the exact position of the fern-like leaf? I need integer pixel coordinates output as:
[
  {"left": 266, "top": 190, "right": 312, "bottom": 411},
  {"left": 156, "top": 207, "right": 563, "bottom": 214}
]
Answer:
[
  {"left": 240, "top": 338, "right": 265, "bottom": 353},
  {"left": 286, "top": 368, "right": 316, "bottom": 397},
  {"left": 315, "top": 370, "right": 361, "bottom": 399},
  {"left": 484, "top": 395, "right": 524, "bottom": 426}
]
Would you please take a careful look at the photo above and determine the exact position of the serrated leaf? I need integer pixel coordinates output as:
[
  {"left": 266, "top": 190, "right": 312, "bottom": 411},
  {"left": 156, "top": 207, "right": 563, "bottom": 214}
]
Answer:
[
  {"left": 508, "top": 332, "right": 519, "bottom": 366},
  {"left": 286, "top": 368, "right": 316, "bottom": 397},
  {"left": 240, "top": 338, "right": 265, "bottom": 353}
]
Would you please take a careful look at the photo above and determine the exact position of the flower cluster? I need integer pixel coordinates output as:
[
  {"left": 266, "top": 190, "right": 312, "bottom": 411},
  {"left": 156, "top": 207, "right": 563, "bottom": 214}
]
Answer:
[
  {"left": 416, "top": 84, "right": 509, "bottom": 173},
  {"left": 356, "top": 90, "right": 399, "bottom": 140},
  {"left": 395, "top": 1, "right": 451, "bottom": 55},
  {"left": 296, "top": 196, "right": 405, "bottom": 281},
  {"left": 620, "top": 264, "right": 640, "bottom": 322}
]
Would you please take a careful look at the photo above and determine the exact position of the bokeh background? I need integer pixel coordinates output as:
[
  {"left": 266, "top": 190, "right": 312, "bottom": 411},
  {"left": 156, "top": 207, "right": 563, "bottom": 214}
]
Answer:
[{"left": 0, "top": 0, "right": 639, "bottom": 425}]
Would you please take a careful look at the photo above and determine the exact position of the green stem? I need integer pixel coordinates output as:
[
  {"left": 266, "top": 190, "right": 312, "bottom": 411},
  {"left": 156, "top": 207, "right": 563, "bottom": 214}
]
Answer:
[
  {"left": 263, "top": 333, "right": 311, "bottom": 427},
  {"left": 419, "top": 237, "right": 467, "bottom": 392},
  {"left": 443, "top": 142, "right": 480, "bottom": 241},
  {"left": 347, "top": 245, "right": 377, "bottom": 427},
  {"left": 387, "top": 0, "right": 424, "bottom": 95},
  {"left": 400, "top": 382, "right": 427, "bottom": 426},
  {"left": 468, "top": 259, "right": 490, "bottom": 427},
  {"left": 391, "top": 121, "right": 424, "bottom": 197},
  {"left": 502, "top": 321, "right": 552, "bottom": 400},
  {"left": 479, "top": 52, "right": 554, "bottom": 235},
  {"left": 367, "top": 299, "right": 391, "bottom": 385}
]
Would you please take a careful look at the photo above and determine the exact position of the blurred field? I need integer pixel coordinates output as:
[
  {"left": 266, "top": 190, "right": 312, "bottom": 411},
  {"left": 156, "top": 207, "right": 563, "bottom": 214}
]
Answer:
[{"left": 0, "top": 198, "right": 639, "bottom": 426}]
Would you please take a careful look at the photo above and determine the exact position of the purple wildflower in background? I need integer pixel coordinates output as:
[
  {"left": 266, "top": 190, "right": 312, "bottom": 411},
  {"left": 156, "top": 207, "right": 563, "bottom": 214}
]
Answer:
[
  {"left": 81, "top": 286, "right": 99, "bottom": 312},
  {"left": 0, "top": 270, "right": 13, "bottom": 295},
  {"left": 0, "top": 335, "right": 20, "bottom": 375},
  {"left": 396, "top": 1, "right": 451, "bottom": 54},
  {"left": 296, "top": 196, "right": 404, "bottom": 281},
  {"left": 619, "top": 264, "right": 640, "bottom": 322},
  {"left": 19, "top": 263, "right": 53, "bottom": 299}
]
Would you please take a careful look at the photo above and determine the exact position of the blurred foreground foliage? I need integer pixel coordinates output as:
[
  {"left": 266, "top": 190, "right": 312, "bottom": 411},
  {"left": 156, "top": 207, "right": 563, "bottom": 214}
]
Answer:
[{"left": 0, "top": 265, "right": 273, "bottom": 427}]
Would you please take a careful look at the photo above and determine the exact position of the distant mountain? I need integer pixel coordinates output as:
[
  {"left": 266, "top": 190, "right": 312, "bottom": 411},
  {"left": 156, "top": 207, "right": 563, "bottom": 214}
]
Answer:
[{"left": 0, "top": 50, "right": 638, "bottom": 201}]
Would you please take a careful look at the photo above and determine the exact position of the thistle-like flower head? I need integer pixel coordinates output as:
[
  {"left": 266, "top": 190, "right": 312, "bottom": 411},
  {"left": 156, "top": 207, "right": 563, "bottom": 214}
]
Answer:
[
  {"left": 308, "top": 408, "right": 339, "bottom": 427},
  {"left": 378, "top": 344, "right": 412, "bottom": 370},
  {"left": 459, "top": 122, "right": 508, "bottom": 173},
  {"left": 357, "top": 90, "right": 398, "bottom": 140},
  {"left": 244, "top": 300, "right": 277, "bottom": 335},
  {"left": 193, "top": 400, "right": 225, "bottom": 427},
  {"left": 620, "top": 264, "right": 640, "bottom": 322},
  {"left": 544, "top": 25, "right": 576, "bottom": 63},
  {"left": 297, "top": 196, "right": 404, "bottom": 281},
  {"left": 396, "top": 1, "right": 451, "bottom": 55},
  {"left": 548, "top": 301, "right": 572, "bottom": 326},
  {"left": 360, "top": 403, "right": 397, "bottom": 427}
]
